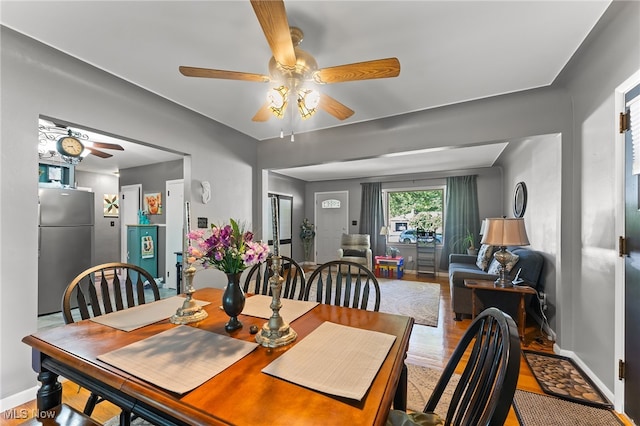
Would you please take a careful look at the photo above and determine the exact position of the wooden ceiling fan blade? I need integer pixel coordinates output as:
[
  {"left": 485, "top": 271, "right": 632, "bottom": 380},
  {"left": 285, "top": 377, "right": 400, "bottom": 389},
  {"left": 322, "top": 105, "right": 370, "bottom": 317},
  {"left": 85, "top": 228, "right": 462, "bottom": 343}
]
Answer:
[
  {"left": 252, "top": 102, "right": 273, "bottom": 122},
  {"left": 91, "top": 141, "right": 124, "bottom": 151},
  {"left": 86, "top": 147, "right": 113, "bottom": 159},
  {"left": 314, "top": 58, "right": 401, "bottom": 84},
  {"left": 319, "top": 94, "right": 354, "bottom": 121},
  {"left": 250, "top": 0, "right": 296, "bottom": 67},
  {"left": 179, "top": 66, "right": 270, "bottom": 83}
]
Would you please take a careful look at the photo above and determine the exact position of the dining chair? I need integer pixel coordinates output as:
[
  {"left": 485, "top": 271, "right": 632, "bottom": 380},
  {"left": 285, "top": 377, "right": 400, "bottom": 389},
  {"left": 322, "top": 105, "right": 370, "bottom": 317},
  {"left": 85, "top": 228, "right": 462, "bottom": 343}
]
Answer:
[
  {"left": 243, "top": 255, "right": 306, "bottom": 300},
  {"left": 61, "top": 262, "right": 160, "bottom": 420},
  {"left": 303, "top": 260, "right": 380, "bottom": 311},
  {"left": 62, "top": 262, "right": 160, "bottom": 324},
  {"left": 387, "top": 307, "right": 521, "bottom": 426}
]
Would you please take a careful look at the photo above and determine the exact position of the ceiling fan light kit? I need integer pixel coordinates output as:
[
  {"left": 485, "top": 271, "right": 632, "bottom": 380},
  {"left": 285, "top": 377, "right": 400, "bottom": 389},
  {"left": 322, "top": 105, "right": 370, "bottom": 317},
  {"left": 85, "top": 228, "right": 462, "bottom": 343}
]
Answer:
[
  {"left": 267, "top": 85, "right": 289, "bottom": 118},
  {"left": 178, "top": 0, "right": 400, "bottom": 125}
]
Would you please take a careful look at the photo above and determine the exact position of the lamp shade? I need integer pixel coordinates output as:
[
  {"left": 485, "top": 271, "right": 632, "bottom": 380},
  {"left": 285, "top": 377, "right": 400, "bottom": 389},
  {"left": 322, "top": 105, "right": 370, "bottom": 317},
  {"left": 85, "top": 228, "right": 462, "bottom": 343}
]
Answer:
[
  {"left": 479, "top": 219, "right": 487, "bottom": 236},
  {"left": 480, "top": 218, "right": 530, "bottom": 247},
  {"left": 380, "top": 226, "right": 389, "bottom": 236}
]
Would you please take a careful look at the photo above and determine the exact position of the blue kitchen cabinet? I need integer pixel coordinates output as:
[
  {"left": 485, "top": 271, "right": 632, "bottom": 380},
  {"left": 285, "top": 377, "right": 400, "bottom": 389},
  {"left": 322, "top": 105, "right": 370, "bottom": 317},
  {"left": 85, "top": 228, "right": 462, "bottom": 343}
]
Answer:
[{"left": 127, "top": 225, "right": 158, "bottom": 279}]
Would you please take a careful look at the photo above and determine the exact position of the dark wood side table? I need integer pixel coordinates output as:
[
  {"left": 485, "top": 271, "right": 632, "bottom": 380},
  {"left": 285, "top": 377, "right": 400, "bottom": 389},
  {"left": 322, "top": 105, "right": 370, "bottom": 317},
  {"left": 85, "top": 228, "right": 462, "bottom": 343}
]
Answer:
[{"left": 464, "top": 279, "right": 537, "bottom": 344}]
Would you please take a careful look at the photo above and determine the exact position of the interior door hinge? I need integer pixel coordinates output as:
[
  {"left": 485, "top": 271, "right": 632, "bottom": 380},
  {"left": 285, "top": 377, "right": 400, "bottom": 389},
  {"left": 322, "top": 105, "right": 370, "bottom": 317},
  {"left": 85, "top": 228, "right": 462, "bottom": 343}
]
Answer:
[
  {"left": 619, "top": 359, "right": 625, "bottom": 380},
  {"left": 619, "top": 236, "right": 628, "bottom": 257},
  {"left": 620, "top": 112, "right": 629, "bottom": 133}
]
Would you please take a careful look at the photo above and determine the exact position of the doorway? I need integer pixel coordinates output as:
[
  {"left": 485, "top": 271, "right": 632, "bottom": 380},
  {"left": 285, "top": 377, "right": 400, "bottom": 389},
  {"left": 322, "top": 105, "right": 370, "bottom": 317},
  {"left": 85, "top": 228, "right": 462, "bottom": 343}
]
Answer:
[
  {"left": 165, "top": 179, "right": 184, "bottom": 289},
  {"left": 120, "top": 184, "right": 142, "bottom": 263},
  {"left": 314, "top": 191, "right": 349, "bottom": 264}
]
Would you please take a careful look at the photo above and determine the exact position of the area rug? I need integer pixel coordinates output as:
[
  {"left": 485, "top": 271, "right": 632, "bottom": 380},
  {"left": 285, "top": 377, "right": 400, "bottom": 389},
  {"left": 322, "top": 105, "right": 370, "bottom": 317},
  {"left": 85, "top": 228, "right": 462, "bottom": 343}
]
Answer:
[
  {"left": 406, "top": 363, "right": 460, "bottom": 418},
  {"left": 522, "top": 350, "right": 613, "bottom": 409},
  {"left": 513, "top": 390, "right": 623, "bottom": 426},
  {"left": 307, "top": 277, "right": 441, "bottom": 327},
  {"left": 378, "top": 279, "right": 440, "bottom": 327}
]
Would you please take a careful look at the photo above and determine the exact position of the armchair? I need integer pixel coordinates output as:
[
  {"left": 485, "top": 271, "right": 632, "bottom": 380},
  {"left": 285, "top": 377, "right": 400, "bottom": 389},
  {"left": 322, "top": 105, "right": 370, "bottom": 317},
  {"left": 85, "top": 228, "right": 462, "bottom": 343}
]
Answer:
[{"left": 337, "top": 233, "right": 373, "bottom": 271}]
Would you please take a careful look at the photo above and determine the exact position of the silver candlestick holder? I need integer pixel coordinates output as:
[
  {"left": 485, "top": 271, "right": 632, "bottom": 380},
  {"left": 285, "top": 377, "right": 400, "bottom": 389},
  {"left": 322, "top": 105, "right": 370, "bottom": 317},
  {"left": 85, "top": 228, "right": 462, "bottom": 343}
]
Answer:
[
  {"left": 170, "top": 264, "right": 208, "bottom": 324},
  {"left": 255, "top": 256, "right": 297, "bottom": 347}
]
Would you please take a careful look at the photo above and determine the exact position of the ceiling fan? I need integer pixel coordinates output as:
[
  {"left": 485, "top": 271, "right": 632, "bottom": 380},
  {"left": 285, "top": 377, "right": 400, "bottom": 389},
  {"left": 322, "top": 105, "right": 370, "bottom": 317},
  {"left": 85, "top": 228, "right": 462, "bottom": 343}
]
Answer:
[
  {"left": 179, "top": 0, "right": 401, "bottom": 122},
  {"left": 38, "top": 121, "right": 124, "bottom": 163}
]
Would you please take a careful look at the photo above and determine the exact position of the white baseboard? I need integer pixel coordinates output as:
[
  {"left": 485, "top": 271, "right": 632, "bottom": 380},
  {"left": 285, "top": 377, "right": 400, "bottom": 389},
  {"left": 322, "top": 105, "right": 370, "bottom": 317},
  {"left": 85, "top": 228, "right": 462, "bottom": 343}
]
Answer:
[
  {"left": 0, "top": 385, "right": 38, "bottom": 412},
  {"left": 527, "top": 313, "right": 615, "bottom": 409}
]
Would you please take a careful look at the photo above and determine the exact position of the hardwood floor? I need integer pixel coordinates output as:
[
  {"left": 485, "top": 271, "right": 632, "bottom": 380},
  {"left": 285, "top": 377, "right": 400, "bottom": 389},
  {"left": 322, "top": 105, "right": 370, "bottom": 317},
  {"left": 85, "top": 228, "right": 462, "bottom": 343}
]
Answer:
[{"left": 4, "top": 273, "right": 632, "bottom": 425}]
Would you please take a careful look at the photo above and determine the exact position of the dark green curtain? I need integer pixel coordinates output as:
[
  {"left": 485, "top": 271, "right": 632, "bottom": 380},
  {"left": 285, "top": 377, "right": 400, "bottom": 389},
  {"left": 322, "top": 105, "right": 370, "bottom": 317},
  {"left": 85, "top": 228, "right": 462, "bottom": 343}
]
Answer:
[
  {"left": 360, "top": 182, "right": 385, "bottom": 257},
  {"left": 439, "top": 175, "right": 480, "bottom": 270}
]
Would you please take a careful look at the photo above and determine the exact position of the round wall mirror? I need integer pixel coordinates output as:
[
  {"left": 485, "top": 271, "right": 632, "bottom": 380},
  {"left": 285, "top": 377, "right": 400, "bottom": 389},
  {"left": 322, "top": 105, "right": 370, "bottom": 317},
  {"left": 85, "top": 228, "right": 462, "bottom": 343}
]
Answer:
[{"left": 513, "top": 182, "right": 527, "bottom": 218}]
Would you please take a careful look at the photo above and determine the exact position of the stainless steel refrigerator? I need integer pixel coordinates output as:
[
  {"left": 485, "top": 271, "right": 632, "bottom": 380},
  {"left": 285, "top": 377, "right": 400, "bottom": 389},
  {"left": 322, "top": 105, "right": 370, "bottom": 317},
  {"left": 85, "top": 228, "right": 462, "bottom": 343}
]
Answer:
[{"left": 38, "top": 187, "right": 94, "bottom": 315}]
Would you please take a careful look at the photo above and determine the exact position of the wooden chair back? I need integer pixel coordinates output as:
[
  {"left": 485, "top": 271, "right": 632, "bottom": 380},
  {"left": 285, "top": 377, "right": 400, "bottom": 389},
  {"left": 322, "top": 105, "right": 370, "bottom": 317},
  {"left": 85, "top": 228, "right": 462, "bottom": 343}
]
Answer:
[
  {"left": 62, "top": 262, "right": 160, "bottom": 324},
  {"left": 303, "top": 260, "right": 380, "bottom": 311},
  {"left": 243, "top": 255, "right": 306, "bottom": 300},
  {"left": 424, "top": 307, "right": 521, "bottom": 426}
]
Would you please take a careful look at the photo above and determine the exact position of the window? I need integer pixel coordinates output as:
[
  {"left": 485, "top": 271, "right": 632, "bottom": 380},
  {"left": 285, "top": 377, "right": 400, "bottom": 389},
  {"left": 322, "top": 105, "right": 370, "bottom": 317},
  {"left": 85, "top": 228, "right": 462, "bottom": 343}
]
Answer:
[{"left": 385, "top": 188, "right": 444, "bottom": 244}]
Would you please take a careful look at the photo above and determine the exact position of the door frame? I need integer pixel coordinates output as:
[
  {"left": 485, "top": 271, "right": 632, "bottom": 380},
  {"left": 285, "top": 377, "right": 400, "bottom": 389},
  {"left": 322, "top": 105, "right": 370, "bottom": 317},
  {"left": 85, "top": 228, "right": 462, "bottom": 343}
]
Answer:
[
  {"left": 120, "top": 184, "right": 142, "bottom": 263},
  {"left": 614, "top": 69, "right": 640, "bottom": 413},
  {"left": 165, "top": 179, "right": 184, "bottom": 290}
]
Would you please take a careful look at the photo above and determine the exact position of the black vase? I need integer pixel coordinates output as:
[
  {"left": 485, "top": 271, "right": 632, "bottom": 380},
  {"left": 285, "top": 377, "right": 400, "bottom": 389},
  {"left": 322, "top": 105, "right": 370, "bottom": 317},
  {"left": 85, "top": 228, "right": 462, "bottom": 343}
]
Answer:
[{"left": 222, "top": 272, "right": 245, "bottom": 332}]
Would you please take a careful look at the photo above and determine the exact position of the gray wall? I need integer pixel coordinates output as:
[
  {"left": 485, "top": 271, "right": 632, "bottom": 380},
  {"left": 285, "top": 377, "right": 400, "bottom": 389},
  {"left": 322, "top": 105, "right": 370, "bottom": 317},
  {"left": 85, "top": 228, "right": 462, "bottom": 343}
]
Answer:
[
  {"left": 495, "top": 134, "right": 561, "bottom": 332},
  {"left": 75, "top": 170, "right": 121, "bottom": 265},
  {"left": 553, "top": 1, "right": 639, "bottom": 392},
  {"left": 1, "top": 27, "right": 256, "bottom": 403}
]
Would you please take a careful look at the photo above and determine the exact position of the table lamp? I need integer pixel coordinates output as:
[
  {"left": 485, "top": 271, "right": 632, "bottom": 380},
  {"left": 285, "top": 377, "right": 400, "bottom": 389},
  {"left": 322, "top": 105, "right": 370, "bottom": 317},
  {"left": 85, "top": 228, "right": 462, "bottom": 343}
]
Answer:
[
  {"left": 479, "top": 219, "right": 487, "bottom": 237},
  {"left": 480, "top": 218, "right": 530, "bottom": 287}
]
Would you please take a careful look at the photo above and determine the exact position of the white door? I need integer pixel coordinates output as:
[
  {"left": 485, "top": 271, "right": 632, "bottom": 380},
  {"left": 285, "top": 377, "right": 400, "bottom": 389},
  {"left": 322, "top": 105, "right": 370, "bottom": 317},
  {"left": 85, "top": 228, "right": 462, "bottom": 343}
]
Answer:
[
  {"left": 314, "top": 191, "right": 349, "bottom": 264},
  {"left": 120, "top": 184, "right": 142, "bottom": 263},
  {"left": 165, "top": 179, "right": 184, "bottom": 289}
]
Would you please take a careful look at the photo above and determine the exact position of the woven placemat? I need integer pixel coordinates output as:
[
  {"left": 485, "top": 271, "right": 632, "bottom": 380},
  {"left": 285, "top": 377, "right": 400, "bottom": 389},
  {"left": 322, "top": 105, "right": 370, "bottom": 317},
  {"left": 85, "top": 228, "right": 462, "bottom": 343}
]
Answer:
[
  {"left": 522, "top": 350, "right": 612, "bottom": 408},
  {"left": 513, "top": 390, "right": 623, "bottom": 426}
]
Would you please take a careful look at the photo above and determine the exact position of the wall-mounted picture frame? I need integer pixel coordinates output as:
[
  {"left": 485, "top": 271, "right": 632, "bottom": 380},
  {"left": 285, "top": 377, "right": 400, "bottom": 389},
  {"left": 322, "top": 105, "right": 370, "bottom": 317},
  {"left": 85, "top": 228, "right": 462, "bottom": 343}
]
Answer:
[
  {"left": 513, "top": 182, "right": 527, "bottom": 218},
  {"left": 103, "top": 194, "right": 119, "bottom": 217},
  {"left": 144, "top": 192, "right": 162, "bottom": 215}
]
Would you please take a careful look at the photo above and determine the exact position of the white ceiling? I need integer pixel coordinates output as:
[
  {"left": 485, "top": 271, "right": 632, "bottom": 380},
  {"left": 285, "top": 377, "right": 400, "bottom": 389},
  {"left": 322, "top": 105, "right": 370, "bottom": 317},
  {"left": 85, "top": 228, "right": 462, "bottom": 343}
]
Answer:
[{"left": 3, "top": 1, "right": 611, "bottom": 180}]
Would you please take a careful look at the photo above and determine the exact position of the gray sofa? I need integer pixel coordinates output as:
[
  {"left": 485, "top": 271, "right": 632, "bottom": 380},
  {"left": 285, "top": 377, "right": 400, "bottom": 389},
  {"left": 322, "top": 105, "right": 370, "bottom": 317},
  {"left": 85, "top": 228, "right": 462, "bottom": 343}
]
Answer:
[{"left": 448, "top": 246, "right": 544, "bottom": 320}]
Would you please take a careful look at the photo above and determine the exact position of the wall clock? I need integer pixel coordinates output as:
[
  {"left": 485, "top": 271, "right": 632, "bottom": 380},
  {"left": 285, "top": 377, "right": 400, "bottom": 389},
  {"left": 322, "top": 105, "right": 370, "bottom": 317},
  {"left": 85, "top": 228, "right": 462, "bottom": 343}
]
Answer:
[
  {"left": 56, "top": 136, "right": 85, "bottom": 157},
  {"left": 513, "top": 182, "right": 527, "bottom": 218}
]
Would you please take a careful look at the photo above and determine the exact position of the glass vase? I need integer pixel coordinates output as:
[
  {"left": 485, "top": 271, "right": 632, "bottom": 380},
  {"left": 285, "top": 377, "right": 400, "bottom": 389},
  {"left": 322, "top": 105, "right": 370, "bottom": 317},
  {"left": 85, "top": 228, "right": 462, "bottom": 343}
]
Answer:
[{"left": 222, "top": 272, "right": 245, "bottom": 332}]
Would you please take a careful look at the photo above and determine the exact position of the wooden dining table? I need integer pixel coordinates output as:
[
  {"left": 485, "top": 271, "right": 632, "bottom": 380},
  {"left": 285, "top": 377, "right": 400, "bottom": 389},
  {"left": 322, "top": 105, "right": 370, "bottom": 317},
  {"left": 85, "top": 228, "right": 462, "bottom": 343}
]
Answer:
[{"left": 23, "top": 288, "right": 414, "bottom": 426}]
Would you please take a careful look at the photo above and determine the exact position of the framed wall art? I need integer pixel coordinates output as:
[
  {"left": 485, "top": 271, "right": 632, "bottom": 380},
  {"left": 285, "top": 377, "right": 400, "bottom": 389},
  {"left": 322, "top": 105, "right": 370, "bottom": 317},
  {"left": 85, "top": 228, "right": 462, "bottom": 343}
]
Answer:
[
  {"left": 103, "top": 194, "right": 119, "bottom": 217},
  {"left": 144, "top": 192, "right": 162, "bottom": 215}
]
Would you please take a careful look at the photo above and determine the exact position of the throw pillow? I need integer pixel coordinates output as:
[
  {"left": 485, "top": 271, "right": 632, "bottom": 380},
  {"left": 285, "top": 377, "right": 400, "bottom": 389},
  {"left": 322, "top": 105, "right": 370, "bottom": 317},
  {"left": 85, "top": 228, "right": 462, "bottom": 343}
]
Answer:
[
  {"left": 343, "top": 249, "right": 366, "bottom": 257},
  {"left": 475, "top": 244, "right": 494, "bottom": 271},
  {"left": 487, "top": 253, "right": 520, "bottom": 275}
]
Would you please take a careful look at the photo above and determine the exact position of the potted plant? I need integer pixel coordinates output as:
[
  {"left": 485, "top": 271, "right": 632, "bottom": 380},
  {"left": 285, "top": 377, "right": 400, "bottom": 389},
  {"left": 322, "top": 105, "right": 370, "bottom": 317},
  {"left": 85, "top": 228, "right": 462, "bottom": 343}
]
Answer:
[
  {"left": 465, "top": 231, "right": 478, "bottom": 256},
  {"left": 299, "top": 218, "right": 316, "bottom": 264},
  {"left": 454, "top": 230, "right": 477, "bottom": 255},
  {"left": 386, "top": 246, "right": 400, "bottom": 258}
]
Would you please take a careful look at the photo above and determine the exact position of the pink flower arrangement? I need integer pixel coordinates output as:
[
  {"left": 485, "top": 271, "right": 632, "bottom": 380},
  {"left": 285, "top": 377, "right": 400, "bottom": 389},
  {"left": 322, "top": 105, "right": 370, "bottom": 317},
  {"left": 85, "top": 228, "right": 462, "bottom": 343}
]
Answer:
[{"left": 187, "top": 219, "right": 269, "bottom": 274}]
